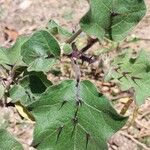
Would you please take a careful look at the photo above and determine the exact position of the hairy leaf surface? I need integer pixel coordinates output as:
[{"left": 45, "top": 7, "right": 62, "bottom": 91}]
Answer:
[
  {"left": 29, "top": 80, "right": 127, "bottom": 150},
  {"left": 105, "top": 50, "right": 150, "bottom": 105},
  {"left": 80, "top": 0, "right": 146, "bottom": 41},
  {"left": 0, "top": 128, "right": 23, "bottom": 150},
  {"left": 21, "top": 30, "right": 60, "bottom": 72}
]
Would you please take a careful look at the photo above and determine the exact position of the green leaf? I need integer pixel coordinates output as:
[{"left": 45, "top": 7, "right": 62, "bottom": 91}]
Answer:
[
  {"left": 6, "top": 36, "right": 29, "bottom": 66},
  {"left": 0, "top": 47, "right": 10, "bottom": 65},
  {"left": 0, "top": 36, "right": 29, "bottom": 68},
  {"left": 0, "top": 128, "right": 23, "bottom": 150},
  {"left": 47, "top": 20, "right": 72, "bottom": 37},
  {"left": 29, "top": 80, "right": 127, "bottom": 149},
  {"left": 21, "top": 30, "right": 61, "bottom": 72},
  {"left": 105, "top": 50, "right": 150, "bottom": 105},
  {"left": 9, "top": 71, "right": 52, "bottom": 106},
  {"left": 80, "top": 0, "right": 146, "bottom": 41}
]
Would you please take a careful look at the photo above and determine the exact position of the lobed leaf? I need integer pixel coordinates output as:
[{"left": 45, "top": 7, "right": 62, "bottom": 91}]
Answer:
[
  {"left": 80, "top": 0, "right": 146, "bottom": 41},
  {"left": 105, "top": 50, "right": 150, "bottom": 105},
  {"left": 28, "top": 80, "right": 127, "bottom": 149}
]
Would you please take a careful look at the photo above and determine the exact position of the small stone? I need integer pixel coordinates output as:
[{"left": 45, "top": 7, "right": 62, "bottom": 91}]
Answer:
[
  {"left": 102, "top": 86, "right": 109, "bottom": 92},
  {"left": 111, "top": 88, "right": 120, "bottom": 94},
  {"left": 19, "top": 0, "right": 32, "bottom": 10}
]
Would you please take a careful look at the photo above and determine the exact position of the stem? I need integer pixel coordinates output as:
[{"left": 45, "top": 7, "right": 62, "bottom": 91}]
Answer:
[
  {"left": 71, "top": 58, "right": 82, "bottom": 107},
  {"left": 81, "top": 38, "right": 99, "bottom": 53},
  {"left": 71, "top": 58, "right": 81, "bottom": 85},
  {"left": 66, "top": 28, "right": 82, "bottom": 44}
]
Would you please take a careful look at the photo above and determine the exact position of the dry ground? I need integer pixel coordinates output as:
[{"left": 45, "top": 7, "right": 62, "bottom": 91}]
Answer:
[{"left": 0, "top": 0, "right": 150, "bottom": 150}]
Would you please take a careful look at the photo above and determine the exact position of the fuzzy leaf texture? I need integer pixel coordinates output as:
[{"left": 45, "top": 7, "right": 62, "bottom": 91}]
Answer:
[
  {"left": 0, "top": 129, "right": 23, "bottom": 150},
  {"left": 21, "top": 30, "right": 60, "bottom": 72},
  {"left": 28, "top": 80, "right": 127, "bottom": 150},
  {"left": 80, "top": 0, "right": 146, "bottom": 41},
  {"left": 105, "top": 50, "right": 150, "bottom": 105}
]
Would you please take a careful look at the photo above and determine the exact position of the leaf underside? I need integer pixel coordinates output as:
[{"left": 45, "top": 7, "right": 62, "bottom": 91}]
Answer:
[
  {"left": 28, "top": 80, "right": 127, "bottom": 150},
  {"left": 80, "top": 0, "right": 146, "bottom": 41},
  {"left": 105, "top": 50, "right": 150, "bottom": 105}
]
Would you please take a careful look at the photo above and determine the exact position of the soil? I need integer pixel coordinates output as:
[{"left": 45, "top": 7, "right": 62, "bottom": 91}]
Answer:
[{"left": 0, "top": 0, "right": 150, "bottom": 150}]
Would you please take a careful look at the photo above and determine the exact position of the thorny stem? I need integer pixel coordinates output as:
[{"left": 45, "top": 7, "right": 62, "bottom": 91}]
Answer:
[
  {"left": 81, "top": 38, "right": 99, "bottom": 53},
  {"left": 71, "top": 43, "right": 82, "bottom": 106},
  {"left": 66, "top": 28, "right": 82, "bottom": 44},
  {"left": 71, "top": 58, "right": 81, "bottom": 88},
  {"left": 71, "top": 43, "right": 81, "bottom": 84}
]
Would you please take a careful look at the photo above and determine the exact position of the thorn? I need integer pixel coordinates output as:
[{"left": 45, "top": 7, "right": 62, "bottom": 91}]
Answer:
[
  {"left": 89, "top": 56, "right": 94, "bottom": 64},
  {"left": 80, "top": 55, "right": 95, "bottom": 64},
  {"left": 76, "top": 77, "right": 80, "bottom": 87},
  {"left": 131, "top": 76, "right": 142, "bottom": 85},
  {"left": 122, "top": 72, "right": 131, "bottom": 79},
  {"left": 86, "top": 133, "right": 90, "bottom": 149},
  {"left": 76, "top": 99, "right": 82, "bottom": 107},
  {"left": 122, "top": 72, "right": 131, "bottom": 76},
  {"left": 32, "top": 96, "right": 36, "bottom": 101},
  {"left": 25, "top": 91, "right": 31, "bottom": 100},
  {"left": 6, "top": 64, "right": 14, "bottom": 68},
  {"left": 98, "top": 93, "right": 103, "bottom": 97},
  {"left": 32, "top": 142, "right": 40, "bottom": 149},
  {"left": 114, "top": 66, "right": 121, "bottom": 72},
  {"left": 118, "top": 72, "right": 131, "bottom": 80},
  {"left": 118, "top": 75, "right": 123, "bottom": 81},
  {"left": 74, "top": 107, "right": 79, "bottom": 118},
  {"left": 71, "top": 117, "right": 78, "bottom": 137},
  {"left": 56, "top": 125, "right": 64, "bottom": 143},
  {"left": 117, "top": 63, "right": 123, "bottom": 66},
  {"left": 111, "top": 12, "right": 120, "bottom": 17},
  {"left": 59, "top": 100, "right": 67, "bottom": 110}
]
